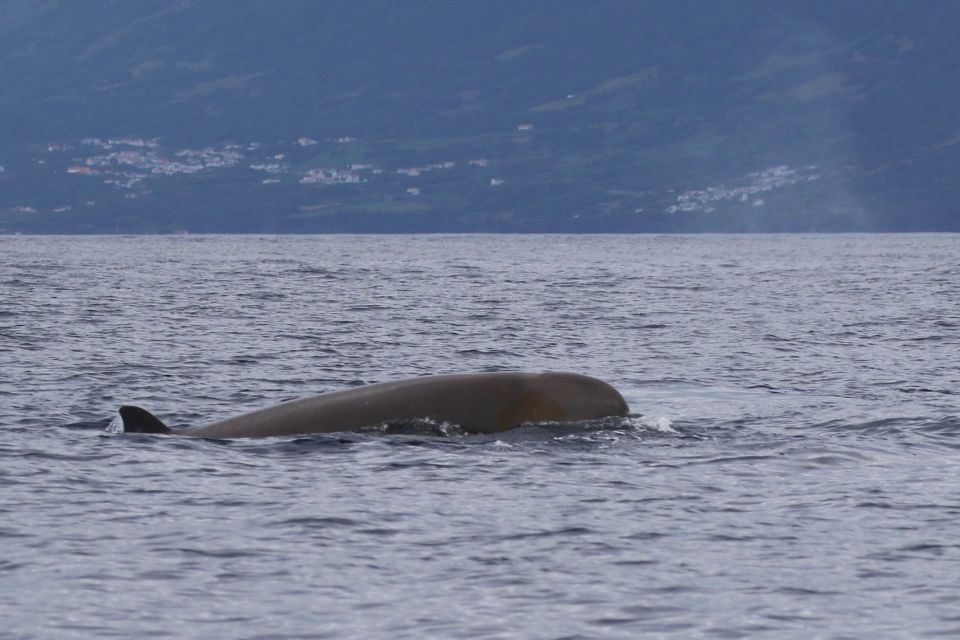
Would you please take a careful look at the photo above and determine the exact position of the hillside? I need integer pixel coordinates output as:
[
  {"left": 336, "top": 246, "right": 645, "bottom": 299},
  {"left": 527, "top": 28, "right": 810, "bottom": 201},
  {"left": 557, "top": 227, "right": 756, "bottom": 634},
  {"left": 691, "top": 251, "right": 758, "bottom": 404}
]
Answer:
[{"left": 1, "top": 0, "right": 958, "bottom": 233}]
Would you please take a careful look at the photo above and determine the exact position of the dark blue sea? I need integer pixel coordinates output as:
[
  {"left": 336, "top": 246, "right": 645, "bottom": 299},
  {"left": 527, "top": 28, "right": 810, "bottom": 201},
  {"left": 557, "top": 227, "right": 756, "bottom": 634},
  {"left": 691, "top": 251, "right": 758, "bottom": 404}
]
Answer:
[{"left": 2, "top": 234, "right": 959, "bottom": 639}]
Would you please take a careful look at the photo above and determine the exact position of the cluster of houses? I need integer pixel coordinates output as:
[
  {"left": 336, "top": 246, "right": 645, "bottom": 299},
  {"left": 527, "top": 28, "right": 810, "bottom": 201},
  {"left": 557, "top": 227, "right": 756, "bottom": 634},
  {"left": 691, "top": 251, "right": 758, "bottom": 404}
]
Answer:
[
  {"left": 17, "top": 128, "right": 522, "bottom": 218},
  {"left": 71, "top": 141, "right": 245, "bottom": 190},
  {"left": 396, "top": 161, "right": 456, "bottom": 177},
  {"left": 81, "top": 137, "right": 160, "bottom": 149},
  {"left": 58, "top": 135, "right": 503, "bottom": 194},
  {"left": 299, "top": 167, "right": 362, "bottom": 185},
  {"left": 7, "top": 119, "right": 547, "bottom": 218},
  {"left": 665, "top": 165, "right": 820, "bottom": 214}
]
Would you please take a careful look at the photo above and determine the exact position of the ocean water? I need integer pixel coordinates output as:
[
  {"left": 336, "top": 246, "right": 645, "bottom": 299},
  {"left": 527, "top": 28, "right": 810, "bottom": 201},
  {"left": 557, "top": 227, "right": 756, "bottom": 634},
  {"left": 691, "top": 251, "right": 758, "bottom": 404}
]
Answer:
[{"left": 1, "top": 234, "right": 959, "bottom": 639}]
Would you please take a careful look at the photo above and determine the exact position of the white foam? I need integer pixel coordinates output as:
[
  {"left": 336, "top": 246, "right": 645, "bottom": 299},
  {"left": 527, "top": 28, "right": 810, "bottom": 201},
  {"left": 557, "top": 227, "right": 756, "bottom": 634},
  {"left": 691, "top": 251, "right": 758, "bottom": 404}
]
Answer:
[
  {"left": 627, "top": 414, "right": 676, "bottom": 433},
  {"left": 106, "top": 414, "right": 125, "bottom": 434},
  {"left": 436, "top": 421, "right": 465, "bottom": 437}
]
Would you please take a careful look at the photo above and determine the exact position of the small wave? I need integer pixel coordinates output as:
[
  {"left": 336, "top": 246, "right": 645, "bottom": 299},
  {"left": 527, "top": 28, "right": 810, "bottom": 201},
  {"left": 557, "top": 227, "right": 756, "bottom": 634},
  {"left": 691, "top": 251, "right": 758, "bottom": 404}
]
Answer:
[
  {"left": 18, "top": 451, "right": 115, "bottom": 462},
  {"left": 288, "top": 266, "right": 337, "bottom": 277},
  {"left": 236, "top": 291, "right": 286, "bottom": 301},
  {"left": 897, "top": 386, "right": 955, "bottom": 396},
  {"left": 0, "top": 560, "right": 28, "bottom": 572},
  {"left": 58, "top": 418, "right": 115, "bottom": 432},
  {"left": 648, "top": 284, "right": 710, "bottom": 291},
  {"left": 157, "top": 547, "right": 262, "bottom": 559},
  {"left": 916, "top": 417, "right": 960, "bottom": 437},
  {"left": 272, "top": 516, "right": 359, "bottom": 528},
  {"left": 499, "top": 526, "right": 593, "bottom": 541},
  {"left": 455, "top": 348, "right": 524, "bottom": 357},
  {"left": 815, "top": 416, "right": 960, "bottom": 437}
]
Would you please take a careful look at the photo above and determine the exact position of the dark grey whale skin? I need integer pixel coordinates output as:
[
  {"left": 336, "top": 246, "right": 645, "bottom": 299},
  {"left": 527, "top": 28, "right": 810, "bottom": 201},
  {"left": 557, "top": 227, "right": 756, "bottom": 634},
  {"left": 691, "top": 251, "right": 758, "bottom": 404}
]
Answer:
[{"left": 119, "top": 372, "right": 630, "bottom": 438}]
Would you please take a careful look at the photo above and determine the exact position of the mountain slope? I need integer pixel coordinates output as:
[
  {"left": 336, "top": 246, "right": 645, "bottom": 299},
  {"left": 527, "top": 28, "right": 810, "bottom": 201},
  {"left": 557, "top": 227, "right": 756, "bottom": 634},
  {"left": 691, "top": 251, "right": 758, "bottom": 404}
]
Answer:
[{"left": 1, "top": 0, "right": 958, "bottom": 232}]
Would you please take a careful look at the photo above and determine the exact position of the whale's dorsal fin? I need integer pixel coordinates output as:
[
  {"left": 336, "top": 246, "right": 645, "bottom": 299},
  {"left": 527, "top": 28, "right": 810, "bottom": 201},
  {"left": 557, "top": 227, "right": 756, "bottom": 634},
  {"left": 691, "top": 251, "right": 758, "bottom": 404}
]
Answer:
[{"left": 119, "top": 406, "right": 172, "bottom": 434}]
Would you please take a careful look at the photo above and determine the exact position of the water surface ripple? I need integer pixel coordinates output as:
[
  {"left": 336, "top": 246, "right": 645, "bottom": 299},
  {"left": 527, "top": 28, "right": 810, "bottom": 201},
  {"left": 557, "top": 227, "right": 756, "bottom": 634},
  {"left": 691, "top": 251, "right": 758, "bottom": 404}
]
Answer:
[{"left": 2, "top": 234, "right": 959, "bottom": 638}]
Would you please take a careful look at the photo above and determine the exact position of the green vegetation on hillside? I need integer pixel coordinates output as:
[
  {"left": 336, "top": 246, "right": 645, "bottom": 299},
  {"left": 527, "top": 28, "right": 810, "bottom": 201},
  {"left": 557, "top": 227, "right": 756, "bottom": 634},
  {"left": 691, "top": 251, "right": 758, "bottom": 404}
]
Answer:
[{"left": 1, "top": 1, "right": 958, "bottom": 232}]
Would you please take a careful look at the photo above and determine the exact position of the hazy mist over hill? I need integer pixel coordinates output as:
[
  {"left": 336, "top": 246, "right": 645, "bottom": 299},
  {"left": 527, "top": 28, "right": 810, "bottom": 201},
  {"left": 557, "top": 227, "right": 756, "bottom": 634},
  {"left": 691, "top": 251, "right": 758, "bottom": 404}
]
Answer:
[{"left": 1, "top": 0, "right": 957, "bottom": 233}]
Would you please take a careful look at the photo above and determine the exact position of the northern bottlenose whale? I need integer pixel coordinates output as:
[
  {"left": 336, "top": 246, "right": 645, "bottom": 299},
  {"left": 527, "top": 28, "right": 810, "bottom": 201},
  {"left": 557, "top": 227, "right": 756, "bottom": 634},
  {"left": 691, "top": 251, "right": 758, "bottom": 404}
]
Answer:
[{"left": 119, "top": 372, "right": 629, "bottom": 438}]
